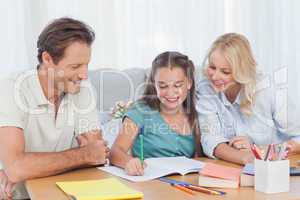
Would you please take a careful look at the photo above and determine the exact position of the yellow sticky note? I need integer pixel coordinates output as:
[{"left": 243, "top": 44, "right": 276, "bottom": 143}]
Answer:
[{"left": 56, "top": 178, "right": 143, "bottom": 200}]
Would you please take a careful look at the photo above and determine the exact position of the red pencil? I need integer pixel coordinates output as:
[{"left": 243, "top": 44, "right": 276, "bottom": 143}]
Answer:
[{"left": 251, "top": 144, "right": 262, "bottom": 159}]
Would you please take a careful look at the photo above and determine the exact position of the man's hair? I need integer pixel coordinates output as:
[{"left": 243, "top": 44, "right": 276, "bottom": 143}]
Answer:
[{"left": 37, "top": 17, "right": 95, "bottom": 66}]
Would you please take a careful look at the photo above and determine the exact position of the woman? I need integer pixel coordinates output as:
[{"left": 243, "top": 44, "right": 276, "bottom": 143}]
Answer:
[
  {"left": 196, "top": 33, "right": 300, "bottom": 164},
  {"left": 110, "top": 51, "right": 202, "bottom": 175}
]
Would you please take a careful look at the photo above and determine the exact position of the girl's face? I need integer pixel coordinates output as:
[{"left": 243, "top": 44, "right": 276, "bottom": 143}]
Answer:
[
  {"left": 206, "top": 49, "right": 236, "bottom": 92},
  {"left": 154, "top": 67, "right": 192, "bottom": 112}
]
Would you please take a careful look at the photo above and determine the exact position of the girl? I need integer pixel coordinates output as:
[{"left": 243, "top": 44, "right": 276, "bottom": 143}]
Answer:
[
  {"left": 110, "top": 51, "right": 202, "bottom": 175},
  {"left": 196, "top": 33, "right": 300, "bottom": 165}
]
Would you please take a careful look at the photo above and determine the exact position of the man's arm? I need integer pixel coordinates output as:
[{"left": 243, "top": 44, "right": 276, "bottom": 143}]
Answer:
[{"left": 0, "top": 127, "right": 108, "bottom": 183}]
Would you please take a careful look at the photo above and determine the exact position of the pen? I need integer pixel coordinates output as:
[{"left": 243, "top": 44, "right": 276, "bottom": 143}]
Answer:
[
  {"left": 264, "top": 144, "right": 271, "bottom": 161},
  {"left": 270, "top": 143, "right": 276, "bottom": 160},
  {"left": 250, "top": 144, "right": 262, "bottom": 159},
  {"left": 159, "top": 177, "right": 226, "bottom": 195},
  {"left": 171, "top": 183, "right": 195, "bottom": 195},
  {"left": 139, "top": 127, "right": 144, "bottom": 166},
  {"left": 278, "top": 143, "right": 288, "bottom": 160},
  {"left": 185, "top": 185, "right": 225, "bottom": 195}
]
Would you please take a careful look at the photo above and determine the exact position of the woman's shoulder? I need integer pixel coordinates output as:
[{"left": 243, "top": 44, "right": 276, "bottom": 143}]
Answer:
[
  {"left": 252, "top": 72, "right": 277, "bottom": 113},
  {"left": 255, "top": 72, "right": 276, "bottom": 97},
  {"left": 196, "top": 79, "right": 217, "bottom": 96}
]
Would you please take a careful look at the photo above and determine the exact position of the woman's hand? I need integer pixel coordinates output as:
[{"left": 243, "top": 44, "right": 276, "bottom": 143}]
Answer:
[
  {"left": 125, "top": 158, "right": 147, "bottom": 176},
  {"left": 229, "top": 136, "right": 252, "bottom": 151},
  {"left": 240, "top": 151, "right": 255, "bottom": 164},
  {"left": 286, "top": 140, "right": 300, "bottom": 156}
]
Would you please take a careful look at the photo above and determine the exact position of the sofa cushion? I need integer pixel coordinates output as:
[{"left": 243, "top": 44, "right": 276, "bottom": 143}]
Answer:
[{"left": 88, "top": 68, "right": 147, "bottom": 113}]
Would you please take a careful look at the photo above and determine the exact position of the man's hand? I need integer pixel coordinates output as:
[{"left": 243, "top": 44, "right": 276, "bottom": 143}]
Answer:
[
  {"left": 286, "top": 140, "right": 300, "bottom": 156},
  {"left": 76, "top": 130, "right": 110, "bottom": 166},
  {"left": 0, "top": 170, "right": 15, "bottom": 200},
  {"left": 229, "top": 136, "right": 252, "bottom": 151},
  {"left": 76, "top": 131, "right": 103, "bottom": 147},
  {"left": 81, "top": 140, "right": 110, "bottom": 166}
]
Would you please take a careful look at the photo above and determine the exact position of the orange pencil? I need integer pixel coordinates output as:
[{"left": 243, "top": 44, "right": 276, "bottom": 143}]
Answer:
[
  {"left": 171, "top": 183, "right": 195, "bottom": 195},
  {"left": 186, "top": 185, "right": 225, "bottom": 195}
]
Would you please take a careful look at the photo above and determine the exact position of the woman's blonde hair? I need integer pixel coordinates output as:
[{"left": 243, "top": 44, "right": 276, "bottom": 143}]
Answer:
[{"left": 204, "top": 33, "right": 257, "bottom": 116}]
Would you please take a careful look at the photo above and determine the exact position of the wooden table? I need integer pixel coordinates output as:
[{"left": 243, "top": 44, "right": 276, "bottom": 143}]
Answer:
[{"left": 25, "top": 156, "right": 300, "bottom": 200}]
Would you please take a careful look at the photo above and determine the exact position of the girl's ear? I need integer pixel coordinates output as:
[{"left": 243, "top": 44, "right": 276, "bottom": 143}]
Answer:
[{"left": 187, "top": 78, "right": 193, "bottom": 90}]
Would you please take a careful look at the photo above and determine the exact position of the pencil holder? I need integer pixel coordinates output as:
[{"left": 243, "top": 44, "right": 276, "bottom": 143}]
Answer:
[{"left": 254, "top": 159, "right": 289, "bottom": 194}]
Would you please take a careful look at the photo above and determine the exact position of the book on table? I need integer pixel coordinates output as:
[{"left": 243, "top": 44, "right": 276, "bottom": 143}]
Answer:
[
  {"left": 56, "top": 177, "right": 143, "bottom": 200},
  {"left": 240, "top": 163, "right": 254, "bottom": 187},
  {"left": 198, "top": 162, "right": 242, "bottom": 189},
  {"left": 98, "top": 156, "right": 205, "bottom": 182}
]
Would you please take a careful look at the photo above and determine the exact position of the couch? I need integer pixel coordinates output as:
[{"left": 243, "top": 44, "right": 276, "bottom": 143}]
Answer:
[
  {"left": 88, "top": 67, "right": 203, "bottom": 147},
  {"left": 88, "top": 68, "right": 148, "bottom": 147}
]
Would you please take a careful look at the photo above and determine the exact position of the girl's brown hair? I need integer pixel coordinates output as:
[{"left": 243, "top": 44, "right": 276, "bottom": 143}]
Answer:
[{"left": 141, "top": 51, "right": 202, "bottom": 156}]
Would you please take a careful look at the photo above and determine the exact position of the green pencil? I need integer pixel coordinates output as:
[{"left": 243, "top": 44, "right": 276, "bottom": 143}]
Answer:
[{"left": 139, "top": 134, "right": 144, "bottom": 166}]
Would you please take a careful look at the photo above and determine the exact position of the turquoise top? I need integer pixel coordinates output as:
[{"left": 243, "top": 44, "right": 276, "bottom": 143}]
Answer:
[{"left": 123, "top": 101, "right": 195, "bottom": 159}]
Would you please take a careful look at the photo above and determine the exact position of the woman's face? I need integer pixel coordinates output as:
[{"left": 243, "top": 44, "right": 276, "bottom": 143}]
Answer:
[
  {"left": 206, "top": 49, "right": 236, "bottom": 92},
  {"left": 154, "top": 67, "right": 192, "bottom": 112}
]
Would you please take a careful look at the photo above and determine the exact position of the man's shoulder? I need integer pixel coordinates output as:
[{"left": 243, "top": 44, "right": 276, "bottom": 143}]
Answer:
[
  {"left": 0, "top": 70, "right": 35, "bottom": 90},
  {"left": 0, "top": 72, "right": 18, "bottom": 86},
  {"left": 0, "top": 72, "right": 22, "bottom": 96},
  {"left": 0, "top": 70, "right": 39, "bottom": 110}
]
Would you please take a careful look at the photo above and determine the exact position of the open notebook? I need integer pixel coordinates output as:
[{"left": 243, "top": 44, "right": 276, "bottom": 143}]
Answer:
[
  {"left": 98, "top": 156, "right": 205, "bottom": 182},
  {"left": 56, "top": 178, "right": 143, "bottom": 200}
]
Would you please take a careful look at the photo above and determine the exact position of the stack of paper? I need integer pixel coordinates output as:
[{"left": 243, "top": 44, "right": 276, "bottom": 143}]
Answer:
[
  {"left": 240, "top": 163, "right": 254, "bottom": 187},
  {"left": 56, "top": 178, "right": 143, "bottom": 200}
]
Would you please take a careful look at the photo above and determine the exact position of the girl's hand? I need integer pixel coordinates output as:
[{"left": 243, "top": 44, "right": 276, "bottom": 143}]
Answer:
[
  {"left": 229, "top": 136, "right": 252, "bottom": 151},
  {"left": 125, "top": 158, "right": 147, "bottom": 176}
]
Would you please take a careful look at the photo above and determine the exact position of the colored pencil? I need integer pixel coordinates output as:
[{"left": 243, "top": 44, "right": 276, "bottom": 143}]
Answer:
[{"left": 171, "top": 183, "right": 195, "bottom": 195}]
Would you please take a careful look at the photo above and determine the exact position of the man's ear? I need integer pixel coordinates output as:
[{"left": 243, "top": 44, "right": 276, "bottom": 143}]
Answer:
[{"left": 41, "top": 51, "right": 54, "bottom": 66}]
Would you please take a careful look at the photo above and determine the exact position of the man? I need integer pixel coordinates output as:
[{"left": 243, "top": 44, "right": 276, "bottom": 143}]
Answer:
[{"left": 0, "top": 17, "right": 109, "bottom": 199}]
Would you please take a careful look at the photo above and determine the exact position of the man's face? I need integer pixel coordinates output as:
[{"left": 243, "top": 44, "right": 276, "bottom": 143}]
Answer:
[{"left": 50, "top": 42, "right": 91, "bottom": 94}]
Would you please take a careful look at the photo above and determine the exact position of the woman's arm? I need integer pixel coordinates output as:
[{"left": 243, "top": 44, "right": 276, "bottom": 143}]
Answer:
[
  {"left": 214, "top": 143, "right": 254, "bottom": 165},
  {"left": 286, "top": 139, "right": 300, "bottom": 155}
]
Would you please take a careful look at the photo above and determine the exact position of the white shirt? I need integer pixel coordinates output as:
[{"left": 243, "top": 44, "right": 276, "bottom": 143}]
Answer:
[
  {"left": 0, "top": 70, "right": 100, "bottom": 199},
  {"left": 196, "top": 77, "right": 300, "bottom": 158}
]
